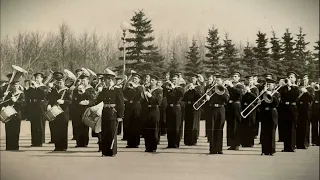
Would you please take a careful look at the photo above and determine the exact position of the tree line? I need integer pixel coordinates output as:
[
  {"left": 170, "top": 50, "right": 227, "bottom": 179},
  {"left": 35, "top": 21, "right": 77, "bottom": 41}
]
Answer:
[{"left": 1, "top": 9, "right": 319, "bottom": 81}]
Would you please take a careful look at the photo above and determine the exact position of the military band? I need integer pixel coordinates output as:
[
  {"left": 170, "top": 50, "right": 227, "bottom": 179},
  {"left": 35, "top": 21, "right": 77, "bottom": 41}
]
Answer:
[{"left": 1, "top": 64, "right": 320, "bottom": 157}]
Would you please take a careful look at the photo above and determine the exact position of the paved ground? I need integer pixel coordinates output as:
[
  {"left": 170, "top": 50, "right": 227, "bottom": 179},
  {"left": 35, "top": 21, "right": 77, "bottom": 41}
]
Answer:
[{"left": 0, "top": 121, "right": 319, "bottom": 180}]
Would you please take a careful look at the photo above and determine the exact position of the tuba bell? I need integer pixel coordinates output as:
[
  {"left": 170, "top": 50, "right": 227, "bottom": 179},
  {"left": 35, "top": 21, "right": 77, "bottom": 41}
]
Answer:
[{"left": 2, "top": 65, "right": 28, "bottom": 101}]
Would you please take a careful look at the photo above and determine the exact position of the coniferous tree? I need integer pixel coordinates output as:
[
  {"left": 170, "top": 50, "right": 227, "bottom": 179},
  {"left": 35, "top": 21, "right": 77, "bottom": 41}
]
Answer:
[
  {"left": 222, "top": 33, "right": 238, "bottom": 75},
  {"left": 144, "top": 49, "right": 165, "bottom": 77},
  {"left": 168, "top": 50, "right": 180, "bottom": 73},
  {"left": 294, "top": 27, "right": 311, "bottom": 75},
  {"left": 270, "top": 30, "right": 284, "bottom": 77},
  {"left": 185, "top": 39, "right": 202, "bottom": 75},
  {"left": 205, "top": 25, "right": 223, "bottom": 74},
  {"left": 119, "top": 10, "right": 158, "bottom": 72},
  {"left": 253, "top": 31, "right": 270, "bottom": 74},
  {"left": 281, "top": 28, "right": 296, "bottom": 72},
  {"left": 243, "top": 42, "right": 256, "bottom": 74},
  {"left": 309, "top": 40, "right": 320, "bottom": 80}
]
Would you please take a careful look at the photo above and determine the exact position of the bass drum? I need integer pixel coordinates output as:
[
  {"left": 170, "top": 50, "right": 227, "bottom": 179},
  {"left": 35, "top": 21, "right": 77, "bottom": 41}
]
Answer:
[
  {"left": 0, "top": 106, "right": 17, "bottom": 123},
  {"left": 45, "top": 105, "right": 63, "bottom": 122}
]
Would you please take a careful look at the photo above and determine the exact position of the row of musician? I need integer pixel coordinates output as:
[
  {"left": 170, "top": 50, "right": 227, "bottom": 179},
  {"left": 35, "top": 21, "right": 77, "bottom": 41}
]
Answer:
[{"left": 0, "top": 65, "right": 319, "bottom": 156}]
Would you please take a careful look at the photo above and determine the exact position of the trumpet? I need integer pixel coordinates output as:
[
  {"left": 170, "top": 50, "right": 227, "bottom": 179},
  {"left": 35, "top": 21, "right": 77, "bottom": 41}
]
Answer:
[
  {"left": 166, "top": 81, "right": 175, "bottom": 90},
  {"left": 128, "top": 81, "right": 138, "bottom": 89},
  {"left": 314, "top": 83, "right": 319, "bottom": 91},
  {"left": 186, "top": 83, "right": 197, "bottom": 91}
]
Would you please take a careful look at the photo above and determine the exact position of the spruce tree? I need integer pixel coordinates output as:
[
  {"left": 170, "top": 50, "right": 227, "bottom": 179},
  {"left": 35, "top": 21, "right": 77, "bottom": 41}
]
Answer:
[
  {"left": 185, "top": 39, "right": 202, "bottom": 75},
  {"left": 222, "top": 33, "right": 238, "bottom": 75},
  {"left": 270, "top": 30, "right": 284, "bottom": 77},
  {"left": 168, "top": 50, "right": 180, "bottom": 74},
  {"left": 144, "top": 49, "right": 165, "bottom": 77},
  {"left": 310, "top": 40, "right": 320, "bottom": 80},
  {"left": 119, "top": 10, "right": 158, "bottom": 72},
  {"left": 243, "top": 42, "right": 256, "bottom": 74},
  {"left": 253, "top": 31, "right": 270, "bottom": 74},
  {"left": 281, "top": 28, "right": 296, "bottom": 72},
  {"left": 205, "top": 25, "right": 223, "bottom": 74},
  {"left": 294, "top": 27, "right": 311, "bottom": 75}
]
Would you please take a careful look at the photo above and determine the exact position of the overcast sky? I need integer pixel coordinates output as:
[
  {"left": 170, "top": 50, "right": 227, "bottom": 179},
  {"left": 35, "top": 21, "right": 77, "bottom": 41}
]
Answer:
[{"left": 1, "top": 0, "right": 319, "bottom": 47}]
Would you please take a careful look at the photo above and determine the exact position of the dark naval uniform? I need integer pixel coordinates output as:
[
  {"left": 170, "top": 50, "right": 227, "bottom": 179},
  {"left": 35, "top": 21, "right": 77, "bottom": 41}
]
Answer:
[
  {"left": 47, "top": 86, "right": 72, "bottom": 151},
  {"left": 160, "top": 81, "right": 170, "bottom": 136},
  {"left": 279, "top": 85, "right": 300, "bottom": 152},
  {"left": 182, "top": 84, "right": 202, "bottom": 146},
  {"left": 260, "top": 91, "right": 280, "bottom": 155},
  {"left": 96, "top": 86, "right": 124, "bottom": 156},
  {"left": 141, "top": 87, "right": 163, "bottom": 152},
  {"left": 311, "top": 89, "right": 319, "bottom": 146},
  {"left": 72, "top": 85, "right": 95, "bottom": 147},
  {"left": 203, "top": 83, "right": 214, "bottom": 141},
  {"left": 165, "top": 86, "right": 184, "bottom": 148},
  {"left": 114, "top": 83, "right": 123, "bottom": 135},
  {"left": 296, "top": 85, "right": 314, "bottom": 149},
  {"left": 28, "top": 84, "right": 49, "bottom": 146},
  {"left": 2, "top": 90, "right": 25, "bottom": 150},
  {"left": 208, "top": 85, "right": 229, "bottom": 154},
  {"left": 240, "top": 86, "right": 259, "bottom": 147},
  {"left": 123, "top": 84, "right": 143, "bottom": 148},
  {"left": 227, "top": 83, "right": 243, "bottom": 149}
]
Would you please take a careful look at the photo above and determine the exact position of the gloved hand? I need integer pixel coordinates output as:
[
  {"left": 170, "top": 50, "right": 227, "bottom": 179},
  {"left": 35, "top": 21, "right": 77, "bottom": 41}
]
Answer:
[
  {"left": 57, "top": 99, "right": 64, "bottom": 105},
  {"left": 48, "top": 83, "right": 54, "bottom": 88},
  {"left": 79, "top": 100, "right": 89, "bottom": 105},
  {"left": 47, "top": 105, "right": 52, "bottom": 111},
  {"left": 11, "top": 96, "right": 17, "bottom": 102}
]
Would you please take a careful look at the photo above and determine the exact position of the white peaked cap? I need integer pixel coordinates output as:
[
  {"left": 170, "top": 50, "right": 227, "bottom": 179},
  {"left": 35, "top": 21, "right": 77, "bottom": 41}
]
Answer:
[{"left": 103, "top": 68, "right": 116, "bottom": 76}]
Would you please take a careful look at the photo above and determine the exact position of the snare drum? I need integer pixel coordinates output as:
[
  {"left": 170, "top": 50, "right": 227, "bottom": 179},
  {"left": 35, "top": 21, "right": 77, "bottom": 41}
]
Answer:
[
  {"left": 45, "top": 105, "right": 63, "bottom": 122},
  {"left": 0, "top": 106, "right": 17, "bottom": 123}
]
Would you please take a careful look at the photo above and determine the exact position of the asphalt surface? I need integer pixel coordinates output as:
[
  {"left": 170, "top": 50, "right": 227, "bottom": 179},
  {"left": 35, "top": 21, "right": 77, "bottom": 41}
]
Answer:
[{"left": 0, "top": 121, "right": 319, "bottom": 180}]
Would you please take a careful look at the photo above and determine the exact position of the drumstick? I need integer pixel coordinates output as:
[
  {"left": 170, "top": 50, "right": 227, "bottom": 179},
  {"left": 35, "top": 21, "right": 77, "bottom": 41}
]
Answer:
[{"left": 110, "top": 120, "right": 119, "bottom": 150}]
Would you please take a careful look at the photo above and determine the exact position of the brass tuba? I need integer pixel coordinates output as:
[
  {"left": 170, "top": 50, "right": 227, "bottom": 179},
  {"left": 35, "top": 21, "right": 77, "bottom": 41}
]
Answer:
[{"left": 2, "top": 65, "right": 28, "bottom": 101}]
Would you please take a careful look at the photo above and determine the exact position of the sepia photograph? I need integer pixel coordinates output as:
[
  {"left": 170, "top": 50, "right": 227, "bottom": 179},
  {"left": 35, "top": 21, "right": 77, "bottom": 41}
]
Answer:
[{"left": 0, "top": 0, "right": 319, "bottom": 180}]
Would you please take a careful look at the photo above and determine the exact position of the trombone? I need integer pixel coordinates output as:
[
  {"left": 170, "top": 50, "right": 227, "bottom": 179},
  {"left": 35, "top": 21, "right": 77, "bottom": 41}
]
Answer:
[
  {"left": 193, "top": 83, "right": 225, "bottom": 111},
  {"left": 241, "top": 84, "right": 283, "bottom": 118}
]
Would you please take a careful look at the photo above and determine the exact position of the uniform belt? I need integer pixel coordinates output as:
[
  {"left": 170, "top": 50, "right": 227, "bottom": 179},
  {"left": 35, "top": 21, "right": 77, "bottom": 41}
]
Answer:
[
  {"left": 314, "top": 101, "right": 319, "bottom": 104},
  {"left": 30, "top": 99, "right": 44, "bottom": 103},
  {"left": 228, "top": 100, "right": 233, "bottom": 103},
  {"left": 104, "top": 104, "right": 116, "bottom": 108},
  {"left": 128, "top": 100, "right": 140, "bottom": 104},
  {"left": 265, "top": 107, "right": 270, "bottom": 111},
  {"left": 147, "top": 105, "right": 158, "bottom": 108},
  {"left": 299, "top": 102, "right": 309, "bottom": 104},
  {"left": 284, "top": 102, "right": 296, "bottom": 105},
  {"left": 186, "top": 101, "right": 194, "bottom": 104},
  {"left": 210, "top": 104, "right": 223, "bottom": 107},
  {"left": 169, "top": 104, "right": 180, "bottom": 107}
]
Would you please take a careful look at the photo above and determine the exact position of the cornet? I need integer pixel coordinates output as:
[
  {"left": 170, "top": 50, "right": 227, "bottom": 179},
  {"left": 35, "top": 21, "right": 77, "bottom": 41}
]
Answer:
[
  {"left": 166, "top": 81, "right": 175, "bottom": 90},
  {"left": 128, "top": 81, "right": 138, "bottom": 89},
  {"left": 186, "top": 83, "right": 197, "bottom": 90}
]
